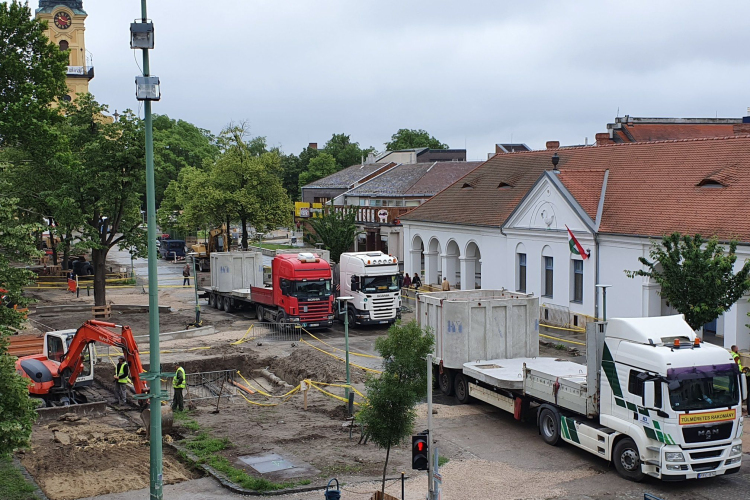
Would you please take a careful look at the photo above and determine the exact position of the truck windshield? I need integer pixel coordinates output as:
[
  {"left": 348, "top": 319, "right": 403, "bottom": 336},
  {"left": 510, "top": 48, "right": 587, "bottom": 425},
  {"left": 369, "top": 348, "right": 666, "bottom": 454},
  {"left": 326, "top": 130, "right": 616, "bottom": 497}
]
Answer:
[
  {"left": 362, "top": 275, "right": 399, "bottom": 293},
  {"left": 667, "top": 363, "right": 740, "bottom": 412},
  {"left": 290, "top": 280, "right": 332, "bottom": 299}
]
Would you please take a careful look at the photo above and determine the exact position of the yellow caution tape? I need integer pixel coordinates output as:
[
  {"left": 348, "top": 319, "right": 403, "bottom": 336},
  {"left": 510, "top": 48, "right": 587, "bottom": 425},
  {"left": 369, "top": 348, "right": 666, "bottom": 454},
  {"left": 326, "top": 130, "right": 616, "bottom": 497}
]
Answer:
[
  {"left": 540, "top": 323, "right": 586, "bottom": 334},
  {"left": 302, "top": 329, "right": 381, "bottom": 359},
  {"left": 308, "top": 381, "right": 361, "bottom": 406},
  {"left": 312, "top": 381, "right": 366, "bottom": 400},
  {"left": 237, "top": 371, "right": 300, "bottom": 399},
  {"left": 300, "top": 338, "right": 382, "bottom": 374},
  {"left": 539, "top": 333, "right": 586, "bottom": 346},
  {"left": 231, "top": 324, "right": 255, "bottom": 345}
]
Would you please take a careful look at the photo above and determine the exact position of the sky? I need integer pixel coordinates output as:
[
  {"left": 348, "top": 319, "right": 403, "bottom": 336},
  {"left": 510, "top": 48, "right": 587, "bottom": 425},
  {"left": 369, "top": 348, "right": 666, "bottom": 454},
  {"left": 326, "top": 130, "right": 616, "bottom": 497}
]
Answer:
[{"left": 33, "top": 0, "right": 750, "bottom": 160}]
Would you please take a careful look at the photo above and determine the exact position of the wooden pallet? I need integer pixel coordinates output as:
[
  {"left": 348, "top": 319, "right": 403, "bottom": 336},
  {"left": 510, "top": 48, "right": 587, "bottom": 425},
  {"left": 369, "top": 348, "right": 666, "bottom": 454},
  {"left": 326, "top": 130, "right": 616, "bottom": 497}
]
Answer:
[{"left": 92, "top": 305, "right": 111, "bottom": 319}]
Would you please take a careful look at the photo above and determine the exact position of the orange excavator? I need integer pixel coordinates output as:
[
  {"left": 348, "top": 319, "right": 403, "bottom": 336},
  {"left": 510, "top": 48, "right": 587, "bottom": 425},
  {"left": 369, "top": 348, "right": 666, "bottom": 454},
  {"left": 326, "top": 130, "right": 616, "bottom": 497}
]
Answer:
[{"left": 16, "top": 320, "right": 148, "bottom": 407}]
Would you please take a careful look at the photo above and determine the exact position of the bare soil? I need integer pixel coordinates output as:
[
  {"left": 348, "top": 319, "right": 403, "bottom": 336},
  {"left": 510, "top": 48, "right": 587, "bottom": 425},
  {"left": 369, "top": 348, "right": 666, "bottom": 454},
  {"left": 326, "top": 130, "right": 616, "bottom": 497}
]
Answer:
[{"left": 19, "top": 414, "right": 198, "bottom": 500}]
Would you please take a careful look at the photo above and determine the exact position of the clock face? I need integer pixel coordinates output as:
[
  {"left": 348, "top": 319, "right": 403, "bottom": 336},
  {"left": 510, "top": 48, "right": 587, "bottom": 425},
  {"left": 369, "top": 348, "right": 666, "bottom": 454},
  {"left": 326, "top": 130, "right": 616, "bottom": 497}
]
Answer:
[{"left": 54, "top": 11, "right": 72, "bottom": 30}]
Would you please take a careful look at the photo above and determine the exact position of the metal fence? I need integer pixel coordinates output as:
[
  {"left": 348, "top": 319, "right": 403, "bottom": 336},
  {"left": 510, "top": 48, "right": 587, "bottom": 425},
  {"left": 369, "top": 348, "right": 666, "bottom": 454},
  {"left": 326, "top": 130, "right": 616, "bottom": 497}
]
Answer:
[
  {"left": 161, "top": 369, "right": 238, "bottom": 404},
  {"left": 251, "top": 322, "right": 303, "bottom": 343},
  {"left": 539, "top": 303, "right": 593, "bottom": 333}
]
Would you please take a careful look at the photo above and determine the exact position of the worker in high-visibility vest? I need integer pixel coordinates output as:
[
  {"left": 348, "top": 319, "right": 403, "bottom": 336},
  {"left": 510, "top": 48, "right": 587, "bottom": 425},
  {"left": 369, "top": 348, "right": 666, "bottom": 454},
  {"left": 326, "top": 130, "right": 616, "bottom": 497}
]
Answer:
[
  {"left": 113, "top": 356, "right": 131, "bottom": 405},
  {"left": 172, "top": 364, "right": 186, "bottom": 412},
  {"left": 731, "top": 345, "right": 744, "bottom": 371}
]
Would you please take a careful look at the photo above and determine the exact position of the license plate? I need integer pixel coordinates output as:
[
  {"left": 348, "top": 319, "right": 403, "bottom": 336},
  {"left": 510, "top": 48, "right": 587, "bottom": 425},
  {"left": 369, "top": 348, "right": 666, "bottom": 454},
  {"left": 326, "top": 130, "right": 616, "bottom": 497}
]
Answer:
[
  {"left": 698, "top": 471, "right": 717, "bottom": 479},
  {"left": 309, "top": 323, "right": 319, "bottom": 327},
  {"left": 379, "top": 321, "right": 389, "bottom": 324}
]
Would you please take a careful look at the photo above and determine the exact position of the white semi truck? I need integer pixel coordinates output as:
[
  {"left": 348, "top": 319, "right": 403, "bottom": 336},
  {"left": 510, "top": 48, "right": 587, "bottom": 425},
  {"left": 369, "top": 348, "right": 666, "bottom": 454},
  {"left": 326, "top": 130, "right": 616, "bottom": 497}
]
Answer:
[
  {"left": 419, "top": 290, "right": 745, "bottom": 482},
  {"left": 337, "top": 251, "right": 401, "bottom": 326}
]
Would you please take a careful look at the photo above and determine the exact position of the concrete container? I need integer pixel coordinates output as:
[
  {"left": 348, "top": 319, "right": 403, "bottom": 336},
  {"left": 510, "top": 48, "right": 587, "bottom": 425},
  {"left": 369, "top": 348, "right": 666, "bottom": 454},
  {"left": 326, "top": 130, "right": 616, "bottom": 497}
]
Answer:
[
  {"left": 210, "top": 251, "right": 264, "bottom": 293},
  {"left": 416, "top": 289, "right": 539, "bottom": 370}
]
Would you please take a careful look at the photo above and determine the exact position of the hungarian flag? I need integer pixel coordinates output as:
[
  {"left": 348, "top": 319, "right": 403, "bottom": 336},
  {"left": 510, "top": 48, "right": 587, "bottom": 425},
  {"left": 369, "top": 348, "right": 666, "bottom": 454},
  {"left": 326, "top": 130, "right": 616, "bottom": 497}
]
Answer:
[{"left": 566, "top": 225, "right": 588, "bottom": 259}]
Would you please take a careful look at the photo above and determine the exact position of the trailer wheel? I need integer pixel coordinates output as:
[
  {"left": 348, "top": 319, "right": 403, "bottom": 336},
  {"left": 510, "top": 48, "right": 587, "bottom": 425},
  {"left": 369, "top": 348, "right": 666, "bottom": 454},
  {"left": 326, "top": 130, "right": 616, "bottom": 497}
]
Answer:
[
  {"left": 208, "top": 293, "right": 216, "bottom": 308},
  {"left": 438, "top": 369, "right": 455, "bottom": 396},
  {"left": 613, "top": 437, "right": 645, "bottom": 482},
  {"left": 538, "top": 407, "right": 561, "bottom": 446},
  {"left": 454, "top": 373, "right": 471, "bottom": 404},
  {"left": 216, "top": 295, "right": 224, "bottom": 310},
  {"left": 223, "top": 297, "right": 232, "bottom": 313}
]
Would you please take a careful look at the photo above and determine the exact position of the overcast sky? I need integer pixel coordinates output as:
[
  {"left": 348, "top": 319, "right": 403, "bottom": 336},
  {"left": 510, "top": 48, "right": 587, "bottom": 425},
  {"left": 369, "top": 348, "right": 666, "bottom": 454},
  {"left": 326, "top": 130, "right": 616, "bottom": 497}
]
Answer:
[{"left": 33, "top": 0, "right": 750, "bottom": 160}]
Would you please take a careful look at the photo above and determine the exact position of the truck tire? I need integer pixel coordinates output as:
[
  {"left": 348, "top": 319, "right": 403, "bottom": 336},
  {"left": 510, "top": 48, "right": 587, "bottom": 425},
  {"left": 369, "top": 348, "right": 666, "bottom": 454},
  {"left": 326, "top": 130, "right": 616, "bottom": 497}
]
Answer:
[
  {"left": 257, "top": 305, "right": 265, "bottom": 322},
  {"left": 438, "top": 368, "right": 455, "bottom": 396},
  {"left": 276, "top": 311, "right": 287, "bottom": 324},
  {"left": 612, "top": 437, "right": 645, "bottom": 482},
  {"left": 208, "top": 293, "right": 216, "bottom": 308},
  {"left": 454, "top": 373, "right": 471, "bottom": 404},
  {"left": 538, "top": 407, "right": 561, "bottom": 446},
  {"left": 223, "top": 297, "right": 232, "bottom": 313},
  {"left": 346, "top": 308, "right": 356, "bottom": 327},
  {"left": 216, "top": 295, "right": 224, "bottom": 310}
]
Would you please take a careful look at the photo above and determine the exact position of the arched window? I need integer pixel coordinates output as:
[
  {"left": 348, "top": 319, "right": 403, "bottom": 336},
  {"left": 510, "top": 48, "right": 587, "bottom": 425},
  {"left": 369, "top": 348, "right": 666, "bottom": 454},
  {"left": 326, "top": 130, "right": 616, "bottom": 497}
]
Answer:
[
  {"left": 61, "top": 94, "right": 72, "bottom": 102},
  {"left": 59, "top": 40, "right": 69, "bottom": 51}
]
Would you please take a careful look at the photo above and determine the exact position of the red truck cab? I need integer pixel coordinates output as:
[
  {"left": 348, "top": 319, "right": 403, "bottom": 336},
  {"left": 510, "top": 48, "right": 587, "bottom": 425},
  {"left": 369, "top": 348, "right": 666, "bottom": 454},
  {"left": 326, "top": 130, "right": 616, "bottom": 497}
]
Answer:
[{"left": 252, "top": 253, "right": 334, "bottom": 328}]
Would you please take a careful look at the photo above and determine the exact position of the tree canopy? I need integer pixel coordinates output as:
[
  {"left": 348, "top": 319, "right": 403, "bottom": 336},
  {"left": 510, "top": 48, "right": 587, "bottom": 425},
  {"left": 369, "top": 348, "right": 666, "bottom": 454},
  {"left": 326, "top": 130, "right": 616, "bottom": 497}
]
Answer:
[
  {"left": 298, "top": 152, "right": 337, "bottom": 190},
  {"left": 0, "top": 0, "right": 68, "bottom": 150},
  {"left": 385, "top": 128, "right": 448, "bottom": 150},
  {"left": 304, "top": 208, "right": 361, "bottom": 263},
  {"left": 357, "top": 320, "right": 434, "bottom": 495},
  {"left": 322, "top": 133, "right": 373, "bottom": 170},
  {"left": 626, "top": 233, "right": 750, "bottom": 331}
]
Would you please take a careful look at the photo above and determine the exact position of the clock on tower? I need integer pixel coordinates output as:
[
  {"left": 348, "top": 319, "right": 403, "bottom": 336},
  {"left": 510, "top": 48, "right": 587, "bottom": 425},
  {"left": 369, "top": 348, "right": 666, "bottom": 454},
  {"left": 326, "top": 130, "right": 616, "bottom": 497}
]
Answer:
[{"left": 35, "top": 1, "right": 93, "bottom": 102}]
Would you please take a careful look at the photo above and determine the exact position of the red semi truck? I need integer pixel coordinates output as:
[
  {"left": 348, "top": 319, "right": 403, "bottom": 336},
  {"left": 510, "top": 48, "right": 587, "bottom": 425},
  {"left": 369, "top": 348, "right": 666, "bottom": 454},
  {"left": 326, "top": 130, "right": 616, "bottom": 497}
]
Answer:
[{"left": 201, "top": 251, "right": 334, "bottom": 329}]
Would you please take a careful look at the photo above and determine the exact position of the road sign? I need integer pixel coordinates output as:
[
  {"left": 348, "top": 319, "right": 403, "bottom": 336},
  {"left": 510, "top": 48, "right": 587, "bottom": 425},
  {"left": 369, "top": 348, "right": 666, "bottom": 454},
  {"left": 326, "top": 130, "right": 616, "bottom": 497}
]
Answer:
[{"left": 377, "top": 209, "right": 388, "bottom": 222}]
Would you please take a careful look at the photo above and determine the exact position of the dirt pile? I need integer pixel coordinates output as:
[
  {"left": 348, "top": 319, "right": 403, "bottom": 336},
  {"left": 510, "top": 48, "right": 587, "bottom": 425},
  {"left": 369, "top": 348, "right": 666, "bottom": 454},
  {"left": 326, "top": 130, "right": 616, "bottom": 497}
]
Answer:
[
  {"left": 21, "top": 417, "right": 197, "bottom": 500},
  {"left": 268, "top": 348, "right": 368, "bottom": 385}
]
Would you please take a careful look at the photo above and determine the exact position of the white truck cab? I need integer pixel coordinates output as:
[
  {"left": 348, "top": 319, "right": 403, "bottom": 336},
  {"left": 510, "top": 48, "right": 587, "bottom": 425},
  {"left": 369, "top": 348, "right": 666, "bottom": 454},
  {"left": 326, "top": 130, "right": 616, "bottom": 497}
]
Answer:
[{"left": 339, "top": 252, "right": 401, "bottom": 326}]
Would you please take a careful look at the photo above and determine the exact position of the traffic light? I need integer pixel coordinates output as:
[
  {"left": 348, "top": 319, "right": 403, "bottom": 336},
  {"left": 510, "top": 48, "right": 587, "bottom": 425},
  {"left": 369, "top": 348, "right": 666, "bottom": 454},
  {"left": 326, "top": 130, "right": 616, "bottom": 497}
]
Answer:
[{"left": 412, "top": 431, "right": 429, "bottom": 470}]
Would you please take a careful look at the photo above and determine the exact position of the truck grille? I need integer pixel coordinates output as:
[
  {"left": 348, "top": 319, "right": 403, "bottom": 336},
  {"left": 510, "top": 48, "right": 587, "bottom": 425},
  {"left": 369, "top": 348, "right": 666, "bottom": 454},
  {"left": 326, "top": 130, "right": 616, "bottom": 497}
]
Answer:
[
  {"left": 692, "top": 461, "right": 722, "bottom": 472},
  {"left": 299, "top": 301, "right": 330, "bottom": 321},
  {"left": 371, "top": 296, "right": 396, "bottom": 319},
  {"left": 682, "top": 422, "right": 733, "bottom": 444},
  {"left": 689, "top": 450, "right": 723, "bottom": 460}
]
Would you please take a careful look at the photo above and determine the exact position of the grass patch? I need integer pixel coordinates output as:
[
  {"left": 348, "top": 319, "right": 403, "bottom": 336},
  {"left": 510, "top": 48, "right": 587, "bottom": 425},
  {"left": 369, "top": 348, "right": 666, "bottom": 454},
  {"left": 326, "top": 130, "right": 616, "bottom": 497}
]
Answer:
[
  {"left": 173, "top": 411, "right": 201, "bottom": 432},
  {"left": 181, "top": 423, "right": 308, "bottom": 492},
  {"left": 555, "top": 343, "right": 567, "bottom": 350},
  {"left": 438, "top": 456, "right": 449, "bottom": 467},
  {"left": 0, "top": 456, "right": 38, "bottom": 500}
]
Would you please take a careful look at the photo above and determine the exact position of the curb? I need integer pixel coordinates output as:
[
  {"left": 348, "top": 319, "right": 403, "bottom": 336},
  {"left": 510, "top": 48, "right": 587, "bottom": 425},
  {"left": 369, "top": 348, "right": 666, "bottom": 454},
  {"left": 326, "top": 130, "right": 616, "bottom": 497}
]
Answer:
[{"left": 12, "top": 456, "right": 51, "bottom": 500}]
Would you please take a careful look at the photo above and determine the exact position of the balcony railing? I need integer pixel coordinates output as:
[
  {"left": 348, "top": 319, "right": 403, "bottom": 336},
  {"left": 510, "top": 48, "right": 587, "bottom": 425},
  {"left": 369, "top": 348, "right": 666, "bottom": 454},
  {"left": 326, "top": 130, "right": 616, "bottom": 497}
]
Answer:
[
  {"left": 66, "top": 66, "right": 94, "bottom": 79},
  {"left": 332, "top": 205, "right": 410, "bottom": 224}
]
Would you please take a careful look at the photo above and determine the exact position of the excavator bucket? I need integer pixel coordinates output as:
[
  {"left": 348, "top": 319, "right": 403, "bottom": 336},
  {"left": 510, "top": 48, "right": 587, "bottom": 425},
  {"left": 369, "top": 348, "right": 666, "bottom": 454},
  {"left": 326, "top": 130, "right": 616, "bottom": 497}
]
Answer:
[{"left": 140, "top": 405, "right": 174, "bottom": 438}]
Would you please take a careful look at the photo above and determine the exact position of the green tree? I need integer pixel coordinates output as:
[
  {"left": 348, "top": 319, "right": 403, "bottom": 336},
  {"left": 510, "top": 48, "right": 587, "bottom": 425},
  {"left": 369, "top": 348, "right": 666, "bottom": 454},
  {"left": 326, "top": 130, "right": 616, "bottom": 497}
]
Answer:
[
  {"left": 322, "top": 133, "right": 374, "bottom": 170},
  {"left": 54, "top": 95, "right": 146, "bottom": 305},
  {"left": 278, "top": 152, "right": 304, "bottom": 201},
  {"left": 626, "top": 233, "right": 750, "bottom": 331},
  {"left": 357, "top": 320, "right": 434, "bottom": 496},
  {"left": 0, "top": 184, "right": 42, "bottom": 456},
  {"left": 385, "top": 128, "right": 448, "bottom": 150},
  {"left": 298, "top": 152, "right": 337, "bottom": 190},
  {"left": 152, "top": 114, "right": 218, "bottom": 208},
  {"left": 0, "top": 0, "right": 68, "bottom": 149},
  {"left": 304, "top": 208, "right": 361, "bottom": 263}
]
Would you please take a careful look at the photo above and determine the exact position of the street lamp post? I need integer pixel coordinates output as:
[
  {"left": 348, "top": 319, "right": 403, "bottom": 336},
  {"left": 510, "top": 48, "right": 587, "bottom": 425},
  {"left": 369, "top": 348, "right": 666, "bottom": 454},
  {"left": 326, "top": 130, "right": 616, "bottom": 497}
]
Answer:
[
  {"left": 336, "top": 296, "right": 354, "bottom": 403},
  {"left": 130, "top": 4, "right": 164, "bottom": 499},
  {"left": 595, "top": 284, "right": 612, "bottom": 321}
]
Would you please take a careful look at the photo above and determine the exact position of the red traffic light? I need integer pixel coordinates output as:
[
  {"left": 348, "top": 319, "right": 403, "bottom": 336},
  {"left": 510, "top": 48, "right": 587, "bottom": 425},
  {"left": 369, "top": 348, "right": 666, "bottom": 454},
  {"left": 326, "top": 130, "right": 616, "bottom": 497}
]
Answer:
[
  {"left": 417, "top": 442, "right": 424, "bottom": 452},
  {"left": 412, "top": 433, "right": 429, "bottom": 470}
]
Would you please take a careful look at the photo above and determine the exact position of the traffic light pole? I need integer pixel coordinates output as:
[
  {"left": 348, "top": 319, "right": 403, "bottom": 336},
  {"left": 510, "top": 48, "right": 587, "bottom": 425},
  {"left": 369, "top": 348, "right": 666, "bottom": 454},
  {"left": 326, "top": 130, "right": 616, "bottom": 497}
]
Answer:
[{"left": 427, "top": 353, "right": 433, "bottom": 500}]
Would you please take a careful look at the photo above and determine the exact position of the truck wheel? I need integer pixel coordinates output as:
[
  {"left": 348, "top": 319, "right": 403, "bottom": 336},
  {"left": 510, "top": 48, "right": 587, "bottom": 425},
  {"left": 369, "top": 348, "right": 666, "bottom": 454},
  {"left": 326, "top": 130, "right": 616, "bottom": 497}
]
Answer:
[
  {"left": 538, "top": 407, "right": 561, "bottom": 446},
  {"left": 613, "top": 437, "right": 644, "bottom": 482},
  {"left": 208, "top": 294, "right": 216, "bottom": 308},
  {"left": 346, "top": 308, "right": 356, "bottom": 327},
  {"left": 223, "top": 297, "right": 232, "bottom": 313},
  {"left": 216, "top": 295, "right": 224, "bottom": 310},
  {"left": 276, "top": 311, "right": 287, "bottom": 324},
  {"left": 257, "top": 305, "right": 265, "bottom": 322},
  {"left": 454, "top": 373, "right": 471, "bottom": 404},
  {"left": 438, "top": 369, "right": 455, "bottom": 396}
]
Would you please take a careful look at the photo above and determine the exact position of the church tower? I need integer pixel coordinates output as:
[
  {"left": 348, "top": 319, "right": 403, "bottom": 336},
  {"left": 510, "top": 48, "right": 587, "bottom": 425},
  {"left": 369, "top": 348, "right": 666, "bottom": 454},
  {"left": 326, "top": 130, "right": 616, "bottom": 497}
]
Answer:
[{"left": 35, "top": 1, "right": 93, "bottom": 101}]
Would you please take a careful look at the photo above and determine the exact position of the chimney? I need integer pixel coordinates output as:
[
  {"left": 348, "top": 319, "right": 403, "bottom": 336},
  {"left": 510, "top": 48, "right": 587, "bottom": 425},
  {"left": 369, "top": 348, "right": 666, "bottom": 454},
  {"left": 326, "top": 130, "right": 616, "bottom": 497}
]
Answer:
[
  {"left": 308, "top": 142, "right": 318, "bottom": 150},
  {"left": 595, "top": 133, "right": 611, "bottom": 146},
  {"left": 546, "top": 141, "right": 560, "bottom": 150}
]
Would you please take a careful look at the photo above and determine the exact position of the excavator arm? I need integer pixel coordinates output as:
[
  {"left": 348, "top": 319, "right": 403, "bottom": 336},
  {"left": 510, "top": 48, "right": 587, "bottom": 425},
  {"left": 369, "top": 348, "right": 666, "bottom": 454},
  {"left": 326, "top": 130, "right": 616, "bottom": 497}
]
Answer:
[{"left": 58, "top": 320, "right": 148, "bottom": 394}]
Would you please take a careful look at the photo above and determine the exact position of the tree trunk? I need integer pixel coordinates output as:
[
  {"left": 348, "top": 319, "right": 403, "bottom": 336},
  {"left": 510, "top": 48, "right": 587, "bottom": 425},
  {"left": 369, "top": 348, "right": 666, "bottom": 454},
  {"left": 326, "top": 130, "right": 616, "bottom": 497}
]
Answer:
[
  {"left": 49, "top": 219, "right": 58, "bottom": 266},
  {"left": 91, "top": 248, "right": 108, "bottom": 306},
  {"left": 241, "top": 217, "right": 248, "bottom": 250},
  {"left": 381, "top": 442, "right": 390, "bottom": 498},
  {"left": 61, "top": 232, "right": 72, "bottom": 270}
]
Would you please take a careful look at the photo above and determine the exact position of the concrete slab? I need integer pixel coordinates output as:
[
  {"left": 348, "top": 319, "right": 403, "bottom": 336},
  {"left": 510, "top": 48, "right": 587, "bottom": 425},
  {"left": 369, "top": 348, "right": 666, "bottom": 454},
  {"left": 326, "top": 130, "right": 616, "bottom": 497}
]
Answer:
[
  {"left": 463, "top": 357, "right": 587, "bottom": 390},
  {"left": 239, "top": 453, "right": 295, "bottom": 473}
]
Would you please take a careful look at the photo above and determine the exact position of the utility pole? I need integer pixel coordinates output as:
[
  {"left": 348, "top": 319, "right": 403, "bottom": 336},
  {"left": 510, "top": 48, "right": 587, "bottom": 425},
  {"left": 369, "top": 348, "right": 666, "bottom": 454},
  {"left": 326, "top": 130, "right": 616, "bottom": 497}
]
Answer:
[
  {"left": 427, "top": 353, "right": 434, "bottom": 500},
  {"left": 132, "top": 1, "right": 163, "bottom": 498}
]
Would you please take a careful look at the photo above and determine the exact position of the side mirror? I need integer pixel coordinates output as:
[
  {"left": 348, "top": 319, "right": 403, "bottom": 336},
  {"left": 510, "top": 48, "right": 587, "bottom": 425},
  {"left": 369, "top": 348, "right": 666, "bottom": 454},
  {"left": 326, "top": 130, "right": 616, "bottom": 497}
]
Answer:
[
  {"left": 350, "top": 276, "right": 360, "bottom": 292},
  {"left": 742, "top": 374, "right": 748, "bottom": 401},
  {"left": 643, "top": 380, "right": 661, "bottom": 409}
]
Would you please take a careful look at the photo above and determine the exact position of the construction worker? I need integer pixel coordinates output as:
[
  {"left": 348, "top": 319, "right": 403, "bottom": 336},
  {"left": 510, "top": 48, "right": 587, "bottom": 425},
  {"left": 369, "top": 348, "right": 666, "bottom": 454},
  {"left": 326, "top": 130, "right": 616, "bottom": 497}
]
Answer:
[
  {"left": 114, "top": 356, "right": 130, "bottom": 405},
  {"left": 731, "top": 345, "right": 743, "bottom": 371},
  {"left": 172, "top": 363, "right": 186, "bottom": 412}
]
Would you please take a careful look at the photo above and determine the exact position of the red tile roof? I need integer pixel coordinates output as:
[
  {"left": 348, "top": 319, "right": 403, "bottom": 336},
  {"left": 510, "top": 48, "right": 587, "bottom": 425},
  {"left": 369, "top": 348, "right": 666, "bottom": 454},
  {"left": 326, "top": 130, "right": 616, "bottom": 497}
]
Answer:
[
  {"left": 612, "top": 123, "right": 738, "bottom": 143},
  {"left": 402, "top": 135, "right": 750, "bottom": 242},
  {"left": 556, "top": 169, "right": 606, "bottom": 220}
]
